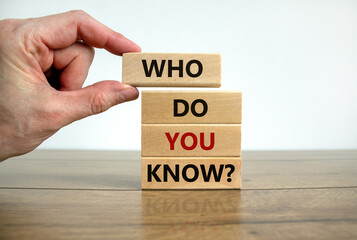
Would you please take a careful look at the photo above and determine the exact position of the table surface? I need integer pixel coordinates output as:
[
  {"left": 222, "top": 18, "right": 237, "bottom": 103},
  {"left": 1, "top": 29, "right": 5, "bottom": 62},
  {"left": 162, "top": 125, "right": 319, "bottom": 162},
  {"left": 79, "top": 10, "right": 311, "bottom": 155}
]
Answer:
[{"left": 0, "top": 150, "right": 356, "bottom": 240}]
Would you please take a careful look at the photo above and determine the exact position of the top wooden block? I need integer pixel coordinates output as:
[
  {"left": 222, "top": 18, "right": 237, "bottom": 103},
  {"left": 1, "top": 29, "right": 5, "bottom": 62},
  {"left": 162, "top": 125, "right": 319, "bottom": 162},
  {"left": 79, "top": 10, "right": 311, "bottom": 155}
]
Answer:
[{"left": 122, "top": 53, "right": 221, "bottom": 87}]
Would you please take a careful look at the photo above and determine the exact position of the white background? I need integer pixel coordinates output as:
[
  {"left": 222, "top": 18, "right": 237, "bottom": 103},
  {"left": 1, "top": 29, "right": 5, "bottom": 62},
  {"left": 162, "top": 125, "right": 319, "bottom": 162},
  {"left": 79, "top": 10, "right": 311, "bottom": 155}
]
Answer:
[{"left": 1, "top": 0, "right": 356, "bottom": 150}]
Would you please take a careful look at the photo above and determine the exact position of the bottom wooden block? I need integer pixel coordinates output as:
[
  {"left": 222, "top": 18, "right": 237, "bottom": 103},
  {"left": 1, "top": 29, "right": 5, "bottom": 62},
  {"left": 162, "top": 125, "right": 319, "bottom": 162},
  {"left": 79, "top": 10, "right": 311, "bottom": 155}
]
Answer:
[{"left": 142, "top": 157, "right": 241, "bottom": 189}]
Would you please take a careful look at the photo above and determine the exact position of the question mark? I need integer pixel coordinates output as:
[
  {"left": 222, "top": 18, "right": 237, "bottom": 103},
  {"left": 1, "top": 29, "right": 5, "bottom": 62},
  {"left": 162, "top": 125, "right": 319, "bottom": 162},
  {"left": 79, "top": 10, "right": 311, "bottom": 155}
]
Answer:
[{"left": 225, "top": 164, "right": 235, "bottom": 182}]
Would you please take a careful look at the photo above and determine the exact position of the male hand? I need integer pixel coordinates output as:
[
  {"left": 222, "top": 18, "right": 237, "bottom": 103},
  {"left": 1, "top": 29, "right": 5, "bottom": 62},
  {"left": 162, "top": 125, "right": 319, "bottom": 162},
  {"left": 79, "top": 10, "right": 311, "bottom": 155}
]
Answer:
[{"left": 0, "top": 10, "right": 140, "bottom": 161}]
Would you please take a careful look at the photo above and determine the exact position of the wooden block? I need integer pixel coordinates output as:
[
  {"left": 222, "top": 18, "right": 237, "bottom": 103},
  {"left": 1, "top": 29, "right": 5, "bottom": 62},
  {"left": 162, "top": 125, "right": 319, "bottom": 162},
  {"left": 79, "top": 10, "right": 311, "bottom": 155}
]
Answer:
[
  {"left": 122, "top": 53, "right": 221, "bottom": 87},
  {"left": 142, "top": 91, "right": 242, "bottom": 124},
  {"left": 141, "top": 157, "right": 241, "bottom": 189},
  {"left": 142, "top": 124, "right": 241, "bottom": 157}
]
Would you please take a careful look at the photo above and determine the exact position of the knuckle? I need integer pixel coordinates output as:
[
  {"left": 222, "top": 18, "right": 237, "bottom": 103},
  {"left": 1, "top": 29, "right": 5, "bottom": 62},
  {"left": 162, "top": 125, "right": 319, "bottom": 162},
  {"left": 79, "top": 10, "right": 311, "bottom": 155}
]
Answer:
[
  {"left": 69, "top": 9, "right": 89, "bottom": 18},
  {"left": 40, "top": 102, "right": 64, "bottom": 131},
  {"left": 44, "top": 112, "right": 64, "bottom": 131},
  {"left": 0, "top": 19, "right": 16, "bottom": 28},
  {"left": 87, "top": 45, "right": 95, "bottom": 57},
  {"left": 0, "top": 19, "right": 19, "bottom": 38},
  {"left": 80, "top": 43, "right": 95, "bottom": 60},
  {"left": 90, "top": 92, "right": 110, "bottom": 114}
]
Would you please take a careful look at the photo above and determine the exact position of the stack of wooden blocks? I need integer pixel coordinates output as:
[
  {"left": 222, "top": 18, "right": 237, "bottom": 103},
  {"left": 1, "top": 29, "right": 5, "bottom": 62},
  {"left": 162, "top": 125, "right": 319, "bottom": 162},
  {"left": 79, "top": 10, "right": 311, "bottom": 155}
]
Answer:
[{"left": 123, "top": 53, "right": 242, "bottom": 189}]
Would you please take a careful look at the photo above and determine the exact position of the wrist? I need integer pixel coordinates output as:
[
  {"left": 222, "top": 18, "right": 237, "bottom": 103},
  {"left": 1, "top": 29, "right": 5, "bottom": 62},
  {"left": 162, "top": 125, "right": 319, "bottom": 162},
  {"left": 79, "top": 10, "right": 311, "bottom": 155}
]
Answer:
[{"left": 0, "top": 127, "right": 18, "bottom": 162}]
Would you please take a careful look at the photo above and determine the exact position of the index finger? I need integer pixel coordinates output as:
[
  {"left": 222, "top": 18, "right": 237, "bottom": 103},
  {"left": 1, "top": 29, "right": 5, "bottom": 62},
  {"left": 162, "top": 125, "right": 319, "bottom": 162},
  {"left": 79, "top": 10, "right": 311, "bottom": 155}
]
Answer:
[{"left": 33, "top": 10, "right": 141, "bottom": 55}]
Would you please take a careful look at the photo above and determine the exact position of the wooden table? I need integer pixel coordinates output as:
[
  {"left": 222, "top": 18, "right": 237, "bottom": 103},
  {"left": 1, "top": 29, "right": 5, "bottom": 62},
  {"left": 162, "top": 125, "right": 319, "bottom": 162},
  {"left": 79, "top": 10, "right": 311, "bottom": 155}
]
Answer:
[{"left": 0, "top": 150, "right": 356, "bottom": 239}]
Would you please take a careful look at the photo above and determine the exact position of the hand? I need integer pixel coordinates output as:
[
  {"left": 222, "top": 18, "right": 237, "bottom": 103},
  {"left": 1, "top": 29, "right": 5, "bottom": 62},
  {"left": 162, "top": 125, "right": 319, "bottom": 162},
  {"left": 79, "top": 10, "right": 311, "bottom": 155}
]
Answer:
[{"left": 0, "top": 10, "right": 140, "bottom": 161}]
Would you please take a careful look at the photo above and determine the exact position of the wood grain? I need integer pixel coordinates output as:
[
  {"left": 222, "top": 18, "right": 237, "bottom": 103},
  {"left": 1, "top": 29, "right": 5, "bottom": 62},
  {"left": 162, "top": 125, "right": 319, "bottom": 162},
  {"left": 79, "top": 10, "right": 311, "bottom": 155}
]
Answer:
[
  {"left": 142, "top": 124, "right": 241, "bottom": 157},
  {"left": 141, "top": 91, "right": 242, "bottom": 124},
  {"left": 1, "top": 150, "right": 357, "bottom": 190},
  {"left": 122, "top": 53, "right": 221, "bottom": 87},
  {"left": 9, "top": 149, "right": 357, "bottom": 161},
  {"left": 1, "top": 150, "right": 357, "bottom": 240},
  {"left": 0, "top": 188, "right": 356, "bottom": 240},
  {"left": 141, "top": 157, "right": 241, "bottom": 189}
]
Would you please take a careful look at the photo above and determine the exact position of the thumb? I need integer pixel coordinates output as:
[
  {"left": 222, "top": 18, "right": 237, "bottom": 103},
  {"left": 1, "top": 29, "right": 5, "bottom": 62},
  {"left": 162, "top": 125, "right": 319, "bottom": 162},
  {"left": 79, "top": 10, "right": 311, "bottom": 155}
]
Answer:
[{"left": 56, "top": 80, "right": 139, "bottom": 126}]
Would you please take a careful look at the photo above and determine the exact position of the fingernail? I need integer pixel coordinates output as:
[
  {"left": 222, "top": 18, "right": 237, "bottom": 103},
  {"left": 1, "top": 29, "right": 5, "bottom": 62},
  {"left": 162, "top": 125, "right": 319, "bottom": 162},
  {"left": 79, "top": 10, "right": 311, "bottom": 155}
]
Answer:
[
  {"left": 122, "top": 84, "right": 135, "bottom": 89},
  {"left": 119, "top": 87, "right": 139, "bottom": 103}
]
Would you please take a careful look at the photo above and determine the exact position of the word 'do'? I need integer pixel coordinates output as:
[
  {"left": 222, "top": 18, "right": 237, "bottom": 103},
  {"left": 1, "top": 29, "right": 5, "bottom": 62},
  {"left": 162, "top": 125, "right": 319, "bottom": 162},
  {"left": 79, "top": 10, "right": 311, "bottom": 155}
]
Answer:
[{"left": 174, "top": 99, "right": 208, "bottom": 117}]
